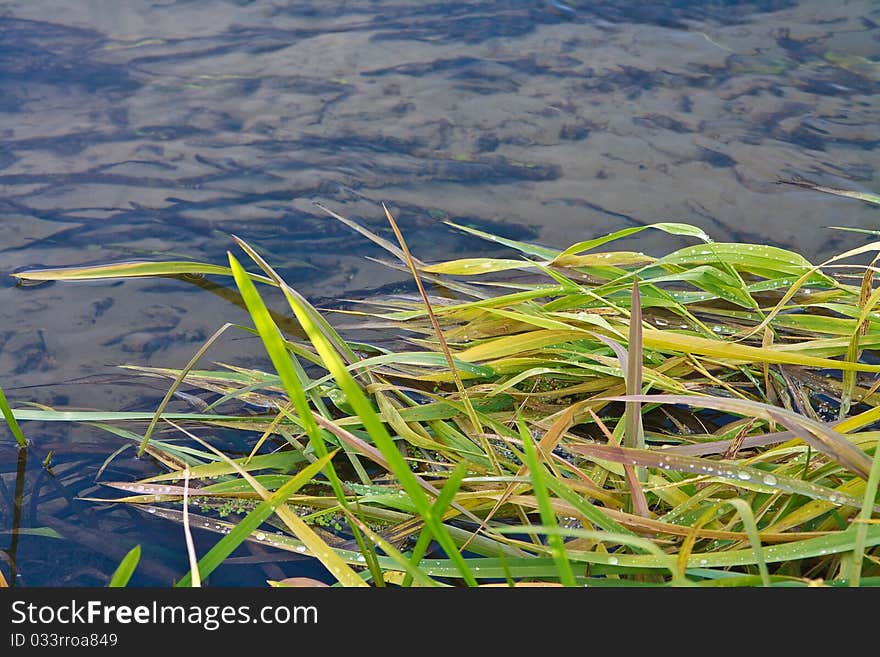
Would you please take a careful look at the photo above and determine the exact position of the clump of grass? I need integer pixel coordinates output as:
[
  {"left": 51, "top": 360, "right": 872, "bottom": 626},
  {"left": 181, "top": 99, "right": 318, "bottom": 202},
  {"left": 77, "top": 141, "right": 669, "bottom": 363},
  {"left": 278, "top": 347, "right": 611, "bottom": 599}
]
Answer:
[{"left": 8, "top": 195, "right": 880, "bottom": 587}]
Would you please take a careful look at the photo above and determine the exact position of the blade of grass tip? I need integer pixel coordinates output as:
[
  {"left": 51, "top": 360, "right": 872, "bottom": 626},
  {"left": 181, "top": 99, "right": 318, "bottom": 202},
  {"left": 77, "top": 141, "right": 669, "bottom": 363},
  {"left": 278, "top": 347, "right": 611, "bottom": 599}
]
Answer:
[
  {"left": 779, "top": 179, "right": 880, "bottom": 206},
  {"left": 444, "top": 220, "right": 562, "bottom": 260},
  {"left": 245, "top": 402, "right": 293, "bottom": 464},
  {"left": 518, "top": 414, "right": 576, "bottom": 587},
  {"left": 169, "top": 424, "right": 365, "bottom": 587},
  {"left": 181, "top": 466, "right": 200, "bottom": 587},
  {"left": 231, "top": 234, "right": 358, "bottom": 365},
  {"left": 0, "top": 383, "right": 28, "bottom": 448},
  {"left": 313, "top": 201, "right": 421, "bottom": 267},
  {"left": 382, "top": 204, "right": 498, "bottom": 473},
  {"left": 847, "top": 416, "right": 880, "bottom": 587},
  {"left": 96, "top": 444, "right": 132, "bottom": 481},
  {"left": 230, "top": 246, "right": 477, "bottom": 585},
  {"left": 107, "top": 545, "right": 141, "bottom": 588},
  {"left": 137, "top": 322, "right": 237, "bottom": 458}
]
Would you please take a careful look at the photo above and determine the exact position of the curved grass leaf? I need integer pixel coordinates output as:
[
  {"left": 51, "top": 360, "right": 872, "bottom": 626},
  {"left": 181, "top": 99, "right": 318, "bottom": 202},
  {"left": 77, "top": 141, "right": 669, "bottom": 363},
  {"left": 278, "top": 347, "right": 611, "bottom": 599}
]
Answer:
[
  {"left": 421, "top": 257, "right": 534, "bottom": 275},
  {"left": 456, "top": 326, "right": 880, "bottom": 374},
  {"left": 553, "top": 223, "right": 711, "bottom": 261},
  {"left": 108, "top": 545, "right": 141, "bottom": 588},
  {"left": 604, "top": 394, "right": 873, "bottom": 479},
  {"left": 569, "top": 442, "right": 868, "bottom": 509},
  {"left": 848, "top": 425, "right": 880, "bottom": 586},
  {"left": 0, "top": 383, "right": 27, "bottom": 447},
  {"left": 518, "top": 418, "right": 576, "bottom": 586},
  {"left": 444, "top": 220, "right": 561, "bottom": 260},
  {"left": 12, "top": 261, "right": 272, "bottom": 284}
]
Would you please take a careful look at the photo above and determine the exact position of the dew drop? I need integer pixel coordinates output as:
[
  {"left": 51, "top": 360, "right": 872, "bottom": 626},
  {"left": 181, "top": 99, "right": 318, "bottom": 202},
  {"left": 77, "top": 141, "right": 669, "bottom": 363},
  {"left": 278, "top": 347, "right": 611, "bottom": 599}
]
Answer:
[
  {"left": 295, "top": 545, "right": 307, "bottom": 553},
  {"left": 699, "top": 559, "right": 708, "bottom": 566},
  {"left": 762, "top": 474, "right": 777, "bottom": 486},
  {"left": 147, "top": 508, "right": 157, "bottom": 514},
  {"left": 255, "top": 532, "right": 266, "bottom": 541},
  {"left": 737, "top": 472, "right": 751, "bottom": 481},
  {"left": 608, "top": 556, "right": 619, "bottom": 565}
]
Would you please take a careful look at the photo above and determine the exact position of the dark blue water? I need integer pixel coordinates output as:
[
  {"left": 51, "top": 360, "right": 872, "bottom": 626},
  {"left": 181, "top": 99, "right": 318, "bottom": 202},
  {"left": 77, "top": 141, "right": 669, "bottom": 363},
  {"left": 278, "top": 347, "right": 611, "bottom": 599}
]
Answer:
[{"left": 1, "top": 0, "right": 878, "bottom": 586}]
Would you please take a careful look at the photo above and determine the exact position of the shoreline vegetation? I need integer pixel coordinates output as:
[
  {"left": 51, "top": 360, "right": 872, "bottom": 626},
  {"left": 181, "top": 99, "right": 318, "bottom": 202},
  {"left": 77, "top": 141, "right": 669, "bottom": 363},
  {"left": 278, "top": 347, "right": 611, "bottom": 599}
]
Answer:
[{"left": 4, "top": 184, "right": 880, "bottom": 587}]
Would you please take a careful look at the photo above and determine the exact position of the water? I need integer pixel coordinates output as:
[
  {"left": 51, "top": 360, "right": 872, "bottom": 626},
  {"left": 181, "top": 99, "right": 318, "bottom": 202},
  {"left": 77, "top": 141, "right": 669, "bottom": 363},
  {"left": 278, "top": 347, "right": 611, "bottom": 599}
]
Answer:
[{"left": 1, "top": 0, "right": 878, "bottom": 586}]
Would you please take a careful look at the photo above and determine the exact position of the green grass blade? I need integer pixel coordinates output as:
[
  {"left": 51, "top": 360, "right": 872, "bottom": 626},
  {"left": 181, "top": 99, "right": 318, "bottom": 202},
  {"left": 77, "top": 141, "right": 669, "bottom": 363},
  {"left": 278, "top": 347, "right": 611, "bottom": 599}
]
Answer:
[
  {"left": 444, "top": 220, "right": 561, "bottom": 260},
  {"left": 847, "top": 425, "right": 880, "bottom": 586},
  {"left": 12, "top": 260, "right": 272, "bottom": 284},
  {"left": 781, "top": 179, "right": 880, "bottom": 206},
  {"left": 717, "top": 499, "right": 771, "bottom": 587},
  {"left": 405, "top": 461, "right": 469, "bottom": 587},
  {"left": 421, "top": 257, "right": 534, "bottom": 275},
  {"left": 625, "top": 278, "right": 644, "bottom": 451},
  {"left": 137, "top": 322, "right": 237, "bottom": 457},
  {"left": 518, "top": 416, "right": 576, "bottom": 586},
  {"left": 108, "top": 545, "right": 141, "bottom": 587},
  {"left": 554, "top": 223, "right": 711, "bottom": 261},
  {"left": 0, "top": 383, "right": 27, "bottom": 447}
]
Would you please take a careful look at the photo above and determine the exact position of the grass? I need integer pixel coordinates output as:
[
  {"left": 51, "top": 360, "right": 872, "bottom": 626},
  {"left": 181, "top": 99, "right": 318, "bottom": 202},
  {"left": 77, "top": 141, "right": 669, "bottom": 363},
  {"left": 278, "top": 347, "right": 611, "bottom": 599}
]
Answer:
[{"left": 5, "top": 191, "right": 880, "bottom": 587}]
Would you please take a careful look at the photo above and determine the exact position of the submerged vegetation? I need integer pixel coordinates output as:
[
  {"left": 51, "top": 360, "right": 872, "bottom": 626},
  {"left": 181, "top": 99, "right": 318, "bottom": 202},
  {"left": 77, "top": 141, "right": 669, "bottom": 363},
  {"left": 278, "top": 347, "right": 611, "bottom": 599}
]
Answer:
[{"left": 5, "top": 186, "right": 880, "bottom": 587}]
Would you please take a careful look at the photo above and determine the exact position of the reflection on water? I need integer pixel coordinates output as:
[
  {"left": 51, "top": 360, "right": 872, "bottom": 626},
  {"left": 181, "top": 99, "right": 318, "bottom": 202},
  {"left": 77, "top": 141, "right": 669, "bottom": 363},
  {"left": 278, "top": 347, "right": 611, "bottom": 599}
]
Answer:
[{"left": 1, "top": 0, "right": 878, "bottom": 585}]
